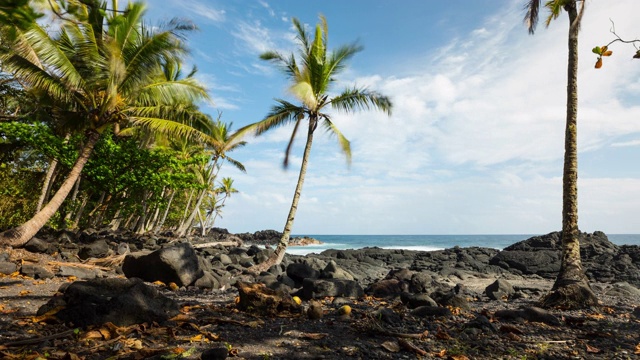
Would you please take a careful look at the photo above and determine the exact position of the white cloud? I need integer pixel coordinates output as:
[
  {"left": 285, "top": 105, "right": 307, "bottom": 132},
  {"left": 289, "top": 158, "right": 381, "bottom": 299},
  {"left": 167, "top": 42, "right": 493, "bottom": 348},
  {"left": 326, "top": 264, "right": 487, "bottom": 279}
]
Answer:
[
  {"left": 231, "top": 20, "right": 275, "bottom": 54},
  {"left": 175, "top": 1, "right": 225, "bottom": 23},
  {"left": 611, "top": 139, "right": 640, "bottom": 147},
  {"left": 195, "top": 74, "right": 240, "bottom": 110}
]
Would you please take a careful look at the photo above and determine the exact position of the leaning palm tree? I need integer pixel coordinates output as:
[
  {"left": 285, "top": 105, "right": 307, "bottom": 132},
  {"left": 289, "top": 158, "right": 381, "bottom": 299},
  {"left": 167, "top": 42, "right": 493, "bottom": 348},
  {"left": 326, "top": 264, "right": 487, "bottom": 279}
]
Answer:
[
  {"left": 0, "top": 1, "right": 213, "bottom": 247},
  {"left": 525, "top": 0, "right": 598, "bottom": 308},
  {"left": 239, "top": 15, "right": 392, "bottom": 271}
]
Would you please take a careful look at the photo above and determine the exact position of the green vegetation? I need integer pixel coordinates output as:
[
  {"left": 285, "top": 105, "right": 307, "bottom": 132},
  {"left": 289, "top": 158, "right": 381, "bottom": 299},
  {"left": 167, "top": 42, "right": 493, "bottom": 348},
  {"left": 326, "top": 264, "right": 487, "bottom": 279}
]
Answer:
[{"left": 0, "top": 0, "right": 244, "bottom": 243}]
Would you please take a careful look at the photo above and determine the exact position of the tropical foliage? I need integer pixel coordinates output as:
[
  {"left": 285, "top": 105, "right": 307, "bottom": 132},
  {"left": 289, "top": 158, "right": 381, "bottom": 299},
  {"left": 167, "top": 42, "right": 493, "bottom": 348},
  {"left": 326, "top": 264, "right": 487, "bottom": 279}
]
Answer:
[{"left": 0, "top": 0, "right": 242, "bottom": 244}]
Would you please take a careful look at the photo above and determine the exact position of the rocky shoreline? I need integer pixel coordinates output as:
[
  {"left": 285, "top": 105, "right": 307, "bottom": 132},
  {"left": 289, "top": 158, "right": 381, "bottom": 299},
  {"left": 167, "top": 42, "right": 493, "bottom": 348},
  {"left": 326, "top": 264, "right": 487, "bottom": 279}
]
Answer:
[{"left": 2, "top": 228, "right": 640, "bottom": 359}]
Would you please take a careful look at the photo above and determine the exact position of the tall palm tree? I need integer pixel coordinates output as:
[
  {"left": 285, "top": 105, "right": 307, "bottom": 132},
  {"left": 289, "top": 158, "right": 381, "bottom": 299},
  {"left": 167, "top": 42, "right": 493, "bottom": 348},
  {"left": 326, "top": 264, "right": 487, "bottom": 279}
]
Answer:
[
  {"left": 525, "top": 0, "right": 598, "bottom": 308},
  {"left": 239, "top": 15, "right": 392, "bottom": 271},
  {"left": 0, "top": 0, "right": 213, "bottom": 247}
]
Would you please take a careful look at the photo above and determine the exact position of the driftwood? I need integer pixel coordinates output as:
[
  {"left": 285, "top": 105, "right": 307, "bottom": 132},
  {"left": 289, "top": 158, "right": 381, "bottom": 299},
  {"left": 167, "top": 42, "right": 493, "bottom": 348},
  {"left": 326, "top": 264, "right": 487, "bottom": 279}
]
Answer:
[
  {"left": 48, "top": 261, "right": 111, "bottom": 271},
  {"left": 0, "top": 329, "right": 76, "bottom": 347},
  {"left": 398, "top": 338, "right": 428, "bottom": 356},
  {"left": 192, "top": 241, "right": 242, "bottom": 249}
]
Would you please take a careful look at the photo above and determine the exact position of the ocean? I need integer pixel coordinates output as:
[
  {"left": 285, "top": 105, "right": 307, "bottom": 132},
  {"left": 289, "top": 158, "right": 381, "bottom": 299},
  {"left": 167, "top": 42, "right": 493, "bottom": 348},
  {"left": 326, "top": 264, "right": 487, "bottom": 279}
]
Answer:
[{"left": 286, "top": 234, "right": 640, "bottom": 256}]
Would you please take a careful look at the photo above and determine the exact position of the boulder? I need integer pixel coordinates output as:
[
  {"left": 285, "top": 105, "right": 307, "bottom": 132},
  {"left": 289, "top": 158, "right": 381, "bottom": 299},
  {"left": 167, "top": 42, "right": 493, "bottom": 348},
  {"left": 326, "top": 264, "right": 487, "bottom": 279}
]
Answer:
[
  {"left": 38, "top": 278, "right": 179, "bottom": 327},
  {"left": 321, "top": 260, "right": 354, "bottom": 280},
  {"left": 78, "top": 239, "right": 110, "bottom": 260},
  {"left": 122, "top": 242, "right": 203, "bottom": 287},
  {"left": 21, "top": 264, "right": 54, "bottom": 279},
  {"left": 58, "top": 265, "right": 99, "bottom": 280},
  {"left": 372, "top": 307, "right": 403, "bottom": 325},
  {"left": 485, "top": 279, "right": 515, "bottom": 300},
  {"left": 301, "top": 278, "right": 363, "bottom": 299},
  {"left": 365, "top": 279, "right": 406, "bottom": 298},
  {"left": 430, "top": 289, "right": 470, "bottom": 310},
  {"left": 400, "top": 292, "right": 438, "bottom": 309},
  {"left": 0, "top": 261, "right": 18, "bottom": 275},
  {"left": 411, "top": 306, "right": 452, "bottom": 318},
  {"left": 286, "top": 262, "right": 320, "bottom": 285},
  {"left": 192, "top": 272, "right": 216, "bottom": 289},
  {"left": 24, "top": 237, "right": 52, "bottom": 254}
]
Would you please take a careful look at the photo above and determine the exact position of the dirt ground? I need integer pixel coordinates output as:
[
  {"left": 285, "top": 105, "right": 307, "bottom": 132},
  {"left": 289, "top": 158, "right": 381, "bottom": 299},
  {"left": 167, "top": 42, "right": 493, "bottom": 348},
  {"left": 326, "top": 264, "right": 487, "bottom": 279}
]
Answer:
[{"left": 1, "top": 248, "right": 640, "bottom": 360}]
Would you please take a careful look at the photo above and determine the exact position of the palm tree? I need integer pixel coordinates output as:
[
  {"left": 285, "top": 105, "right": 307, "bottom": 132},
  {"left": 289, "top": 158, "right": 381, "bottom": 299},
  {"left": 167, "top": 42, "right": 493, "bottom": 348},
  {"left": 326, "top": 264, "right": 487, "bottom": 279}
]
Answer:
[
  {"left": 0, "top": 1, "right": 213, "bottom": 247},
  {"left": 239, "top": 15, "right": 392, "bottom": 271},
  {"left": 205, "top": 177, "right": 238, "bottom": 231},
  {"left": 525, "top": 0, "right": 598, "bottom": 308},
  {"left": 176, "top": 120, "right": 245, "bottom": 236}
]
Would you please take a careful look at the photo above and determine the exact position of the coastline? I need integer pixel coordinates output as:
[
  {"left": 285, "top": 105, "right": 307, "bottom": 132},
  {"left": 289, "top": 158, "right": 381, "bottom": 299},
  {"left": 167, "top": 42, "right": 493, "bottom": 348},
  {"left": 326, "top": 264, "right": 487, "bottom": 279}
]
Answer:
[{"left": 285, "top": 233, "right": 640, "bottom": 255}]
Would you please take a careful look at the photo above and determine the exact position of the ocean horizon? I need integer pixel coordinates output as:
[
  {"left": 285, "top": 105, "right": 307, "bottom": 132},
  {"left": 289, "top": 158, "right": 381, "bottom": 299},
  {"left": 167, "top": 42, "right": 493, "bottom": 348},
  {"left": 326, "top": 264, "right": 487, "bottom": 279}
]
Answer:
[{"left": 286, "top": 233, "right": 640, "bottom": 256}]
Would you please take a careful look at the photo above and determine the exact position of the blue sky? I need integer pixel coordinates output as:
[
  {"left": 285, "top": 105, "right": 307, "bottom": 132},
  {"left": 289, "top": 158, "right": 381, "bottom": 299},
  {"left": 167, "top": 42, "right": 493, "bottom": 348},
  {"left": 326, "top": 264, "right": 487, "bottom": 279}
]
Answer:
[{"left": 142, "top": 0, "right": 640, "bottom": 235}]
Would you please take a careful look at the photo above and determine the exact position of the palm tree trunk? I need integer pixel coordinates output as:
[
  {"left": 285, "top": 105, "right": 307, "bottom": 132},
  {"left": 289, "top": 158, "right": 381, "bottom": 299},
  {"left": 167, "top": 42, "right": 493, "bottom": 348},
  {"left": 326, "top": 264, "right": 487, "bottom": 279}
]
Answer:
[
  {"left": 36, "top": 158, "right": 59, "bottom": 213},
  {"left": 541, "top": 3, "right": 597, "bottom": 309},
  {"left": 177, "top": 188, "right": 206, "bottom": 237},
  {"left": 154, "top": 189, "right": 175, "bottom": 233},
  {"left": 94, "top": 193, "right": 112, "bottom": 226},
  {"left": 197, "top": 208, "right": 206, "bottom": 236},
  {"left": 110, "top": 208, "right": 122, "bottom": 230},
  {"left": 37, "top": 133, "right": 70, "bottom": 213},
  {"left": 63, "top": 174, "right": 82, "bottom": 225},
  {"left": 135, "top": 190, "right": 149, "bottom": 234},
  {"left": 178, "top": 189, "right": 195, "bottom": 231},
  {"left": 250, "top": 119, "right": 317, "bottom": 273},
  {"left": 72, "top": 195, "right": 88, "bottom": 229},
  {"left": 0, "top": 131, "right": 101, "bottom": 247}
]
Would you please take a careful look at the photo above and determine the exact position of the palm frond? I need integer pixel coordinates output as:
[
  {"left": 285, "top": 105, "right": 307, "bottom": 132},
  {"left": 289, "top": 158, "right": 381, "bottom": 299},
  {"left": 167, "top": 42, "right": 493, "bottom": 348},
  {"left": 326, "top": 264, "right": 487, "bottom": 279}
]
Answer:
[
  {"left": 120, "top": 31, "right": 188, "bottom": 92},
  {"left": 321, "top": 115, "right": 351, "bottom": 166},
  {"left": 283, "top": 116, "right": 303, "bottom": 168},
  {"left": 128, "top": 116, "right": 210, "bottom": 143},
  {"left": 3, "top": 53, "right": 73, "bottom": 104},
  {"left": 135, "top": 78, "right": 209, "bottom": 106},
  {"left": 330, "top": 87, "right": 392, "bottom": 116},
  {"left": 524, "top": 0, "right": 541, "bottom": 34},
  {"left": 289, "top": 80, "right": 317, "bottom": 109},
  {"left": 234, "top": 99, "right": 304, "bottom": 138},
  {"left": 306, "top": 21, "right": 327, "bottom": 98},
  {"left": 112, "top": 2, "right": 145, "bottom": 51},
  {"left": 24, "top": 25, "right": 85, "bottom": 91},
  {"left": 221, "top": 155, "right": 246, "bottom": 173},
  {"left": 544, "top": 0, "right": 564, "bottom": 28},
  {"left": 260, "top": 50, "right": 300, "bottom": 79},
  {"left": 292, "top": 17, "right": 310, "bottom": 54},
  {"left": 321, "top": 43, "right": 363, "bottom": 93}
]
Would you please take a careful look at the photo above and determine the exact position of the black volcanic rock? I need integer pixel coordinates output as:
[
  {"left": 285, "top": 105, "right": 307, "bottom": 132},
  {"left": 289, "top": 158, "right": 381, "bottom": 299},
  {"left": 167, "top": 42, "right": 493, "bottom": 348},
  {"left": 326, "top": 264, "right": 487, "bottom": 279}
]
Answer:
[
  {"left": 38, "top": 278, "right": 179, "bottom": 327},
  {"left": 490, "top": 231, "right": 640, "bottom": 287}
]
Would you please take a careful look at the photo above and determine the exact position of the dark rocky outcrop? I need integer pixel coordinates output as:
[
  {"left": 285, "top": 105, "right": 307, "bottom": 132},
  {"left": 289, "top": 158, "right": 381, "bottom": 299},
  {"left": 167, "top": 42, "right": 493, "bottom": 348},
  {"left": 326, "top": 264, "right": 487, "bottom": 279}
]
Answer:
[
  {"left": 122, "top": 242, "right": 203, "bottom": 287},
  {"left": 38, "top": 278, "right": 179, "bottom": 327},
  {"left": 490, "top": 231, "right": 640, "bottom": 287}
]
